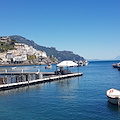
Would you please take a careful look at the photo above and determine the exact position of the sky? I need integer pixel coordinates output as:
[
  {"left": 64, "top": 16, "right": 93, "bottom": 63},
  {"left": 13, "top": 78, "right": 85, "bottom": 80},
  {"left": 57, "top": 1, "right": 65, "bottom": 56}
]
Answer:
[{"left": 0, "top": 0, "right": 120, "bottom": 60}]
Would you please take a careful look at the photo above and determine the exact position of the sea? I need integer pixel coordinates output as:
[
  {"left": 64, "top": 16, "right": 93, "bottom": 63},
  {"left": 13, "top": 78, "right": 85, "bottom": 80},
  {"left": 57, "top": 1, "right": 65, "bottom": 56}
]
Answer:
[{"left": 0, "top": 60, "right": 120, "bottom": 120}]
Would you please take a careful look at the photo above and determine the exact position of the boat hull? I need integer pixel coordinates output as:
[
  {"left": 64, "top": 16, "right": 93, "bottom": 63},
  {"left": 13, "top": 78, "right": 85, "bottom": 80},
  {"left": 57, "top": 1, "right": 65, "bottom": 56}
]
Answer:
[
  {"left": 112, "top": 65, "right": 120, "bottom": 68},
  {"left": 112, "top": 63, "right": 120, "bottom": 68},
  {"left": 107, "top": 96, "right": 118, "bottom": 105}
]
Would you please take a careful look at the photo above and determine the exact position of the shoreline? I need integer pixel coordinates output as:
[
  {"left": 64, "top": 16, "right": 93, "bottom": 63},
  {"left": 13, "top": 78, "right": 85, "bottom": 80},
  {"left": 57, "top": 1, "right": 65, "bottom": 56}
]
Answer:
[
  {"left": 0, "top": 63, "right": 47, "bottom": 67},
  {"left": 0, "top": 61, "right": 58, "bottom": 67}
]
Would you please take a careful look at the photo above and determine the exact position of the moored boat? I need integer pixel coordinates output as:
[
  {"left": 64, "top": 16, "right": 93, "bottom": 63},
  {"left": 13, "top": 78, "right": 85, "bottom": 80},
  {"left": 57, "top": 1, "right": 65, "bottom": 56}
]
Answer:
[
  {"left": 45, "top": 65, "right": 52, "bottom": 69},
  {"left": 106, "top": 88, "right": 120, "bottom": 105},
  {"left": 75, "top": 61, "right": 83, "bottom": 66},
  {"left": 75, "top": 60, "right": 88, "bottom": 66},
  {"left": 45, "top": 63, "right": 52, "bottom": 69},
  {"left": 83, "top": 60, "right": 89, "bottom": 66},
  {"left": 11, "top": 67, "right": 17, "bottom": 69},
  {"left": 112, "top": 62, "right": 120, "bottom": 68}
]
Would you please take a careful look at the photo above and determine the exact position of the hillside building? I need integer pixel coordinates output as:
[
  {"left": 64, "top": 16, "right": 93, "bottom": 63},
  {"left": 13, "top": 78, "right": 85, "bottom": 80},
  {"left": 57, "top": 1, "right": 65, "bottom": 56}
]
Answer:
[
  {"left": 0, "top": 36, "right": 11, "bottom": 42},
  {"left": 0, "top": 40, "right": 47, "bottom": 63}
]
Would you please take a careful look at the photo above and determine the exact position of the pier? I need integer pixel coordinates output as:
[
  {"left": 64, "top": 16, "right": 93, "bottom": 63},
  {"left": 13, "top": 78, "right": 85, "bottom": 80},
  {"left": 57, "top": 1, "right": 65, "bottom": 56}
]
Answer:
[
  {"left": 0, "top": 72, "right": 83, "bottom": 90},
  {"left": 0, "top": 71, "right": 54, "bottom": 76}
]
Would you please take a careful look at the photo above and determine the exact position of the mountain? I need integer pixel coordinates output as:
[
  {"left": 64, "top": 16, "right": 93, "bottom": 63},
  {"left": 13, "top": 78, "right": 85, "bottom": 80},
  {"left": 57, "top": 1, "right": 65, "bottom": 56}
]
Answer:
[{"left": 9, "top": 35, "right": 84, "bottom": 61}]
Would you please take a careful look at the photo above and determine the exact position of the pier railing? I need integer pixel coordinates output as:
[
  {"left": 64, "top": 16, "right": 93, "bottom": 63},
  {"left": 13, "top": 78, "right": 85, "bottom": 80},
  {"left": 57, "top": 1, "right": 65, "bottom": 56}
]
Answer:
[{"left": 0, "top": 70, "right": 83, "bottom": 90}]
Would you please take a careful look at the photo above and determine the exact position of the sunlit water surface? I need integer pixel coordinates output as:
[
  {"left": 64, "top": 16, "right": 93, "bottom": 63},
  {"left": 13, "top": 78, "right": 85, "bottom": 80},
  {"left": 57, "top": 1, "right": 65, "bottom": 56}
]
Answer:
[{"left": 0, "top": 61, "right": 120, "bottom": 120}]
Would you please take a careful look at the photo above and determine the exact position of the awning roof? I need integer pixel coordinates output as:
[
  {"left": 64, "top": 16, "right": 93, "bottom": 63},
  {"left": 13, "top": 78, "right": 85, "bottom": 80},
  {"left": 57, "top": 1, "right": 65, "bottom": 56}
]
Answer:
[{"left": 57, "top": 61, "right": 78, "bottom": 67}]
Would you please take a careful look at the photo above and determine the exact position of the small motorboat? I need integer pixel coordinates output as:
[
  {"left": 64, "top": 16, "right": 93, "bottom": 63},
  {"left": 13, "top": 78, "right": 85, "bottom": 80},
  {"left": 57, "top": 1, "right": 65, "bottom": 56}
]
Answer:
[
  {"left": 11, "top": 67, "right": 17, "bottom": 70},
  {"left": 112, "top": 62, "right": 120, "bottom": 68},
  {"left": 106, "top": 88, "right": 120, "bottom": 105},
  {"left": 76, "top": 61, "right": 83, "bottom": 66},
  {"left": 45, "top": 63, "right": 52, "bottom": 69},
  {"left": 45, "top": 65, "right": 52, "bottom": 69},
  {"left": 83, "top": 60, "right": 89, "bottom": 66},
  {"left": 33, "top": 66, "right": 39, "bottom": 68},
  {"left": 75, "top": 60, "right": 88, "bottom": 66}
]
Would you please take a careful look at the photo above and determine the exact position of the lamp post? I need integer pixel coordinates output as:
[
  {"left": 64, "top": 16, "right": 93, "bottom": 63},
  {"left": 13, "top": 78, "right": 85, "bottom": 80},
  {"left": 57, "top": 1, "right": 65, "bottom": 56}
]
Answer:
[{"left": 78, "top": 61, "right": 79, "bottom": 73}]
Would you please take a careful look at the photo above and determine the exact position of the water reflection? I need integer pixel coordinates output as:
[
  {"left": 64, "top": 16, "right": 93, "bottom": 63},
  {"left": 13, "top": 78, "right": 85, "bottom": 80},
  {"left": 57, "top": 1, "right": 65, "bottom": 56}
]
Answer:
[
  {"left": 55, "top": 77, "right": 82, "bottom": 101},
  {"left": 0, "top": 83, "right": 43, "bottom": 96},
  {"left": 77, "top": 76, "right": 82, "bottom": 85},
  {"left": 107, "top": 102, "right": 120, "bottom": 112},
  {"left": 56, "top": 77, "right": 82, "bottom": 89},
  {"left": 56, "top": 78, "right": 70, "bottom": 88}
]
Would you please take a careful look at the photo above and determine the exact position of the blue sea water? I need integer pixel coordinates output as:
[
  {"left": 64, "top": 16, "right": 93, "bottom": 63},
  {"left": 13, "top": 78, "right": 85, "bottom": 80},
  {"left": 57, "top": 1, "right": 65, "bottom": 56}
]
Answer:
[{"left": 0, "top": 60, "right": 120, "bottom": 120}]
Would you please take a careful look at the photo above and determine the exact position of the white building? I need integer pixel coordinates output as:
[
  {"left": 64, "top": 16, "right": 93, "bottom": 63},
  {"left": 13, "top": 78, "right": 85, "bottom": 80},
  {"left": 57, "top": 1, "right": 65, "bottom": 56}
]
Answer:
[
  {"left": 27, "top": 46, "right": 37, "bottom": 56},
  {"left": 5, "top": 43, "right": 48, "bottom": 62},
  {"left": 0, "top": 52, "right": 7, "bottom": 62},
  {"left": 13, "top": 55, "right": 27, "bottom": 62},
  {"left": 0, "top": 36, "right": 11, "bottom": 42},
  {"left": 35, "top": 50, "right": 47, "bottom": 58},
  {"left": 41, "top": 51, "right": 47, "bottom": 58},
  {"left": 6, "top": 52, "right": 13, "bottom": 61}
]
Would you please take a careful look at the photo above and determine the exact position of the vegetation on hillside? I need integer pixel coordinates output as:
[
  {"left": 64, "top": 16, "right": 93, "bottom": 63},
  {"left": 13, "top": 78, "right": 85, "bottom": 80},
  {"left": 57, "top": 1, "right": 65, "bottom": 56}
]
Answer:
[
  {"left": 27, "top": 55, "right": 36, "bottom": 60},
  {"left": 0, "top": 39, "right": 17, "bottom": 53}
]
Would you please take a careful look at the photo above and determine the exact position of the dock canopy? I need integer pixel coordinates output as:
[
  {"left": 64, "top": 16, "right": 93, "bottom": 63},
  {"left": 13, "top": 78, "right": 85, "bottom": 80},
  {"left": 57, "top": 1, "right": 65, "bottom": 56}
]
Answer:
[{"left": 57, "top": 61, "right": 78, "bottom": 67}]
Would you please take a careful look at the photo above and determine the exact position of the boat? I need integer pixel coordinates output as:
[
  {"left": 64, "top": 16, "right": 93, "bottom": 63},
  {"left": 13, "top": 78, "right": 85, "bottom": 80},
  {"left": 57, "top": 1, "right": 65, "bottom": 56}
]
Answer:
[
  {"left": 75, "top": 60, "right": 89, "bottom": 66},
  {"left": 106, "top": 88, "right": 120, "bottom": 105},
  {"left": 112, "top": 62, "right": 120, "bottom": 68},
  {"left": 83, "top": 60, "right": 89, "bottom": 66},
  {"left": 76, "top": 61, "right": 83, "bottom": 66},
  {"left": 45, "top": 63, "right": 52, "bottom": 69},
  {"left": 11, "top": 67, "right": 17, "bottom": 70},
  {"left": 33, "top": 66, "right": 39, "bottom": 68}
]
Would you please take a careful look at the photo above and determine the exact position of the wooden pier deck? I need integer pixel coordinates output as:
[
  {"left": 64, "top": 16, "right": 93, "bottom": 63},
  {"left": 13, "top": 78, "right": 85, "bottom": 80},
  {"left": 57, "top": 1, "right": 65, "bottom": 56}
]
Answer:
[{"left": 0, "top": 73, "right": 83, "bottom": 90}]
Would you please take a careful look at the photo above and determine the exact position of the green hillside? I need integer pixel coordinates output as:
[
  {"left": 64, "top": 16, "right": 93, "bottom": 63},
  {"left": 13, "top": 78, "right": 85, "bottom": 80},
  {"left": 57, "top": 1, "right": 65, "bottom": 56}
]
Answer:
[{"left": 0, "top": 39, "right": 17, "bottom": 52}]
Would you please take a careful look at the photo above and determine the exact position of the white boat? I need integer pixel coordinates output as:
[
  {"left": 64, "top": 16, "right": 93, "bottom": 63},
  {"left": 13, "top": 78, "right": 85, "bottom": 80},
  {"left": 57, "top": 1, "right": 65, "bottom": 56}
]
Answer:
[
  {"left": 83, "top": 60, "right": 89, "bottom": 66},
  {"left": 33, "top": 66, "right": 39, "bottom": 68},
  {"left": 76, "top": 61, "right": 83, "bottom": 66},
  {"left": 106, "top": 88, "right": 120, "bottom": 105},
  {"left": 45, "top": 65, "right": 52, "bottom": 69},
  {"left": 112, "top": 62, "right": 120, "bottom": 68},
  {"left": 75, "top": 60, "right": 88, "bottom": 66},
  {"left": 11, "top": 67, "right": 17, "bottom": 70},
  {"left": 45, "top": 63, "right": 52, "bottom": 69}
]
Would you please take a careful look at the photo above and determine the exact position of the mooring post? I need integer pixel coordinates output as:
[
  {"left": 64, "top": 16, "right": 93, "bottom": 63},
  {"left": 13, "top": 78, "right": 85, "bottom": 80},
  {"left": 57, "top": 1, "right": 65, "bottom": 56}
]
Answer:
[
  {"left": 21, "top": 69, "right": 23, "bottom": 73},
  {"left": 27, "top": 74, "right": 29, "bottom": 86},
  {"left": 118, "top": 98, "right": 120, "bottom": 106},
  {"left": 78, "top": 61, "right": 79, "bottom": 73},
  {"left": 5, "top": 69, "right": 7, "bottom": 73}
]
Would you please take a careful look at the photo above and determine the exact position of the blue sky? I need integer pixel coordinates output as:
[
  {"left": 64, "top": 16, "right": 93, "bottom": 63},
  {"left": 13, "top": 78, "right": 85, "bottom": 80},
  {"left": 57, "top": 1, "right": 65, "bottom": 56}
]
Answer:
[{"left": 0, "top": 0, "right": 120, "bottom": 60}]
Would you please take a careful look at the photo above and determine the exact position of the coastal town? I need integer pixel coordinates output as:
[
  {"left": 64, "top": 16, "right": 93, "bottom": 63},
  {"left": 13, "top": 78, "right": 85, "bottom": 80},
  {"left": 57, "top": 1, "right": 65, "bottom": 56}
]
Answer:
[{"left": 0, "top": 36, "right": 58, "bottom": 66}]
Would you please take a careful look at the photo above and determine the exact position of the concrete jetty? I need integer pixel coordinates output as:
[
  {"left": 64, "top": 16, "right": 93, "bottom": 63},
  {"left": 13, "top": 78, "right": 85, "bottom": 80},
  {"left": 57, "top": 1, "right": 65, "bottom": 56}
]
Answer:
[{"left": 0, "top": 72, "right": 83, "bottom": 90}]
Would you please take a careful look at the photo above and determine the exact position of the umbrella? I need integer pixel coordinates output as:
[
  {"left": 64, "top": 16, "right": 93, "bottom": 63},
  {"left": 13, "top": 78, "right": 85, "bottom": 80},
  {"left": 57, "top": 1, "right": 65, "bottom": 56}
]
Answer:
[{"left": 57, "top": 61, "right": 78, "bottom": 67}]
